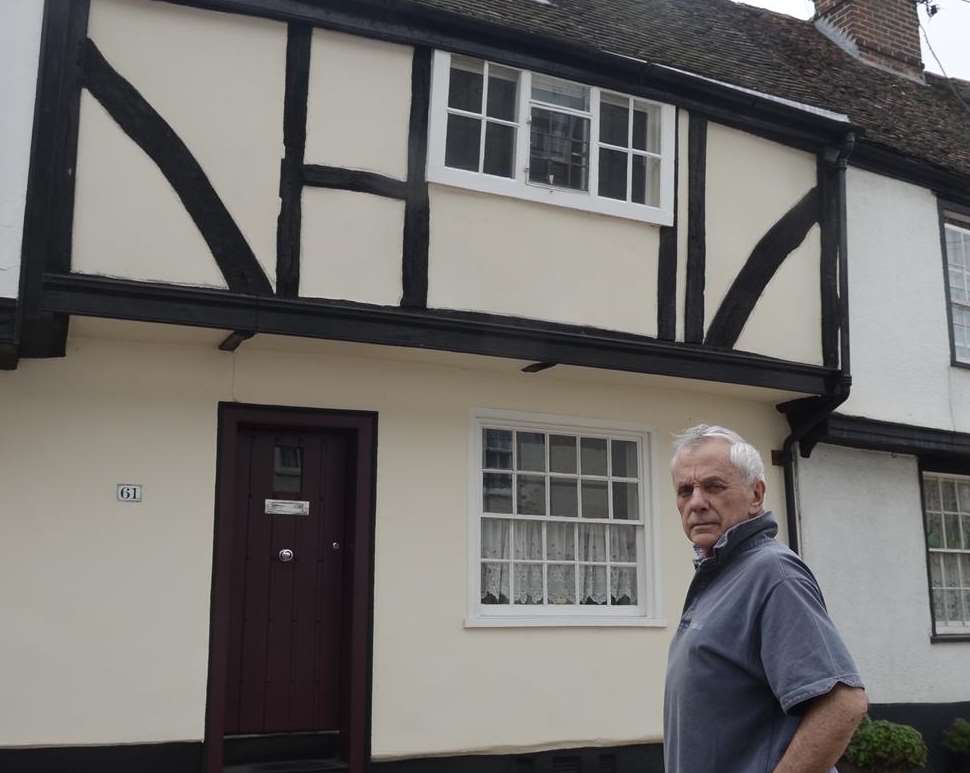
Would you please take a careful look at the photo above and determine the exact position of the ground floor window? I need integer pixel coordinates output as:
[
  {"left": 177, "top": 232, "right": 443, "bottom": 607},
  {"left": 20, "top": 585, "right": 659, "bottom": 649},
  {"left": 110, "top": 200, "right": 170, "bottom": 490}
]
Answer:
[
  {"left": 922, "top": 472, "right": 970, "bottom": 636},
  {"left": 468, "top": 410, "right": 658, "bottom": 627}
]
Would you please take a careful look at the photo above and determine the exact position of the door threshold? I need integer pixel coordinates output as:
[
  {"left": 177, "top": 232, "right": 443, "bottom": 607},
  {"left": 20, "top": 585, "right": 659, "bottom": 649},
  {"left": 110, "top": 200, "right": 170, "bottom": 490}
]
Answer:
[{"left": 224, "top": 760, "right": 349, "bottom": 773}]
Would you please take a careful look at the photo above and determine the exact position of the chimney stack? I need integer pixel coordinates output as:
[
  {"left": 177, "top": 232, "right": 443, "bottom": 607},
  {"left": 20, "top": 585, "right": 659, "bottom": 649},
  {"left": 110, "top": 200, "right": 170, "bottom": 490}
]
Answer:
[{"left": 814, "top": 0, "right": 924, "bottom": 79}]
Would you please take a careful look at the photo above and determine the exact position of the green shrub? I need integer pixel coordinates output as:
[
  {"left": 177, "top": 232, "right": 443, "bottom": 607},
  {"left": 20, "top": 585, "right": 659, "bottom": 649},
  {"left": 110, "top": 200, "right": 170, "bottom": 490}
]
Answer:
[
  {"left": 943, "top": 718, "right": 970, "bottom": 754},
  {"left": 843, "top": 717, "right": 928, "bottom": 770}
]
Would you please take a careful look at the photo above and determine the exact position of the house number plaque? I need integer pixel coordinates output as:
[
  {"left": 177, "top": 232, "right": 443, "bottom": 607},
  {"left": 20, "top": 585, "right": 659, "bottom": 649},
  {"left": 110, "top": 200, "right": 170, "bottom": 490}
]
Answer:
[
  {"left": 265, "top": 499, "right": 310, "bottom": 516},
  {"left": 116, "top": 484, "right": 143, "bottom": 502}
]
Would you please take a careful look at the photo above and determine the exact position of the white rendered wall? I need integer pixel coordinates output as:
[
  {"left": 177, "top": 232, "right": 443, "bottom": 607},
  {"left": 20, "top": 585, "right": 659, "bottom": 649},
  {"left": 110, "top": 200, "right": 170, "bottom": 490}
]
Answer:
[
  {"left": 0, "top": 323, "right": 791, "bottom": 753},
  {"left": 0, "top": 0, "right": 44, "bottom": 298},
  {"left": 704, "top": 122, "right": 821, "bottom": 364},
  {"left": 300, "top": 189, "right": 404, "bottom": 304},
  {"left": 799, "top": 444, "right": 969, "bottom": 704},
  {"left": 75, "top": 0, "right": 286, "bottom": 287},
  {"left": 838, "top": 168, "right": 970, "bottom": 432},
  {"left": 305, "top": 29, "right": 412, "bottom": 179},
  {"left": 427, "top": 185, "right": 661, "bottom": 337}
]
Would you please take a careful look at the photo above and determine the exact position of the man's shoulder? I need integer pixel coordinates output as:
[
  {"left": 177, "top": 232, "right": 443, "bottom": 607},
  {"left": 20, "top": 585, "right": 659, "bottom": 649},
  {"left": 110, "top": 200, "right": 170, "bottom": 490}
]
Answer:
[{"left": 742, "top": 538, "right": 820, "bottom": 588}]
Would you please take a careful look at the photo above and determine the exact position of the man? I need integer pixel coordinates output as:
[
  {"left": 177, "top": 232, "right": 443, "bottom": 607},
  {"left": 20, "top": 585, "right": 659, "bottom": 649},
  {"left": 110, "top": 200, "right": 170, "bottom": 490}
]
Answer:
[{"left": 664, "top": 425, "right": 868, "bottom": 773}]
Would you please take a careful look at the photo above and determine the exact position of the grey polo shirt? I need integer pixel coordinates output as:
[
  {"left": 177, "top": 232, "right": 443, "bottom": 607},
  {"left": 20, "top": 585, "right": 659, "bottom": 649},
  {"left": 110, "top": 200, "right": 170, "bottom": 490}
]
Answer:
[{"left": 663, "top": 512, "right": 863, "bottom": 773}]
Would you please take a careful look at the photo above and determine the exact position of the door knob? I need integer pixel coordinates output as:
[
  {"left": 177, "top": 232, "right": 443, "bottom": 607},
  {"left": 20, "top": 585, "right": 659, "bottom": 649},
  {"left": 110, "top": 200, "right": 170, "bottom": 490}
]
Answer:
[{"left": 278, "top": 548, "right": 294, "bottom": 562}]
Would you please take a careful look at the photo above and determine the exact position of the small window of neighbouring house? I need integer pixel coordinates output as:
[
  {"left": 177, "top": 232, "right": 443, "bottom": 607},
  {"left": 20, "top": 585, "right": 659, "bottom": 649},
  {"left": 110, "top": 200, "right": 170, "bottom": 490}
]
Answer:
[
  {"left": 923, "top": 472, "right": 970, "bottom": 636},
  {"left": 944, "top": 222, "right": 970, "bottom": 365},
  {"left": 470, "top": 412, "right": 658, "bottom": 626},
  {"left": 428, "top": 52, "right": 676, "bottom": 225}
]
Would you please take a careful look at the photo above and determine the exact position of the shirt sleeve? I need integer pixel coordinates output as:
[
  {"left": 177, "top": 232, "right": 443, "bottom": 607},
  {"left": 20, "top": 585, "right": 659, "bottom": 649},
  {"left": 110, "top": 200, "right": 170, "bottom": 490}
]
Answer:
[{"left": 759, "top": 574, "right": 864, "bottom": 714}]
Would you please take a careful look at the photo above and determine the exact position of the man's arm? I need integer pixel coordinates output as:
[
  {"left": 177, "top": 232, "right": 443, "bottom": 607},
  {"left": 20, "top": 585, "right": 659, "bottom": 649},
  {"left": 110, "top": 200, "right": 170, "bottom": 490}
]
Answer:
[{"left": 773, "top": 684, "right": 869, "bottom": 773}]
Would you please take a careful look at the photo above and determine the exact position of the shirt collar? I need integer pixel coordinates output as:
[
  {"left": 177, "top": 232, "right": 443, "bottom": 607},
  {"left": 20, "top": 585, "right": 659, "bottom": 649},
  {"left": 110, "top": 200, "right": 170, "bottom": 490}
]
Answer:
[{"left": 692, "top": 511, "right": 777, "bottom": 569}]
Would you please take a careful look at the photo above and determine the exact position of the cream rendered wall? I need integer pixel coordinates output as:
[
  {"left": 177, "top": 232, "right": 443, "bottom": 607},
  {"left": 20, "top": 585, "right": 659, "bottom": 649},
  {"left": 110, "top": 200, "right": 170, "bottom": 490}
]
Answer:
[
  {"left": 704, "top": 122, "right": 821, "bottom": 364},
  {"left": 75, "top": 0, "right": 285, "bottom": 287},
  {"left": 300, "top": 189, "right": 404, "bottom": 304},
  {"left": 0, "top": 324, "right": 790, "bottom": 753},
  {"left": 799, "top": 444, "right": 969, "bottom": 704},
  {"left": 838, "top": 168, "right": 970, "bottom": 432},
  {"left": 0, "top": 0, "right": 43, "bottom": 298},
  {"left": 427, "top": 185, "right": 661, "bottom": 337},
  {"left": 305, "top": 29, "right": 412, "bottom": 179}
]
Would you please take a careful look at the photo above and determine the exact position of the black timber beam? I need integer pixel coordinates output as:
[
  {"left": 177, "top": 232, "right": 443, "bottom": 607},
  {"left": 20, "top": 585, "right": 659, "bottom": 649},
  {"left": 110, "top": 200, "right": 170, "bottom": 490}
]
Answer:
[
  {"left": 819, "top": 413, "right": 970, "bottom": 459},
  {"left": 42, "top": 273, "right": 839, "bottom": 395},
  {"left": 0, "top": 298, "right": 18, "bottom": 370}
]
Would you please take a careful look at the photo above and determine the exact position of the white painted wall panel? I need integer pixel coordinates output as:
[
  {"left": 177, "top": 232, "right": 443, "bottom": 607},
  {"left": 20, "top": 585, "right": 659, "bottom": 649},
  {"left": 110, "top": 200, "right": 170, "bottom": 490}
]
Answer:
[
  {"left": 0, "top": 0, "right": 43, "bottom": 298},
  {"left": 84, "top": 0, "right": 285, "bottom": 287},
  {"left": 0, "top": 324, "right": 790, "bottom": 752},
  {"left": 800, "top": 444, "right": 969, "bottom": 704},
  {"left": 300, "top": 189, "right": 404, "bottom": 304},
  {"left": 305, "top": 29, "right": 412, "bottom": 179},
  {"left": 427, "top": 185, "right": 660, "bottom": 337},
  {"left": 73, "top": 95, "right": 228, "bottom": 288},
  {"left": 704, "top": 122, "right": 820, "bottom": 363},
  {"left": 838, "top": 168, "right": 970, "bottom": 432}
]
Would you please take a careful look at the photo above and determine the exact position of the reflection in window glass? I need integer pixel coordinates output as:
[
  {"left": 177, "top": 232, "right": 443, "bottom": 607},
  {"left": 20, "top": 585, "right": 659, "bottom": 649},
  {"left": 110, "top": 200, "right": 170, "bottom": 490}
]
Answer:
[{"left": 273, "top": 445, "right": 303, "bottom": 492}]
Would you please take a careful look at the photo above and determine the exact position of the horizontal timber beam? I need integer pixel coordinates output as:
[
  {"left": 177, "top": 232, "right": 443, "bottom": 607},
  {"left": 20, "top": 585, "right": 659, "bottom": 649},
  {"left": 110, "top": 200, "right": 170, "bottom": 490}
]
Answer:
[{"left": 41, "top": 273, "right": 839, "bottom": 395}]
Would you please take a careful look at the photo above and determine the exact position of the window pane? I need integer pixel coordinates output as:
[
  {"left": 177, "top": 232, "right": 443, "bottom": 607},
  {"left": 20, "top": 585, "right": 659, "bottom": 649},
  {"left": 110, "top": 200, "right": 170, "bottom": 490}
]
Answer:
[
  {"left": 942, "top": 480, "right": 959, "bottom": 511},
  {"left": 481, "top": 562, "right": 509, "bottom": 604},
  {"left": 945, "top": 589, "right": 963, "bottom": 623},
  {"left": 957, "top": 480, "right": 970, "bottom": 511},
  {"left": 610, "top": 525, "right": 637, "bottom": 563},
  {"left": 600, "top": 94, "right": 629, "bottom": 147},
  {"left": 529, "top": 108, "right": 589, "bottom": 191},
  {"left": 581, "top": 479, "right": 609, "bottom": 518},
  {"left": 517, "top": 432, "right": 546, "bottom": 471},
  {"left": 924, "top": 478, "right": 941, "bottom": 511},
  {"left": 487, "top": 65, "right": 518, "bottom": 120},
  {"left": 932, "top": 589, "right": 945, "bottom": 622},
  {"left": 445, "top": 114, "right": 481, "bottom": 171},
  {"left": 483, "top": 122, "right": 515, "bottom": 177},
  {"left": 550, "top": 478, "right": 578, "bottom": 517},
  {"left": 549, "top": 434, "right": 578, "bottom": 473},
  {"left": 482, "top": 519, "right": 511, "bottom": 559},
  {"left": 611, "top": 567, "right": 638, "bottom": 605},
  {"left": 449, "top": 57, "right": 483, "bottom": 112},
  {"left": 483, "top": 428, "right": 513, "bottom": 469},
  {"left": 632, "top": 155, "right": 661, "bottom": 206},
  {"left": 613, "top": 481, "right": 639, "bottom": 520},
  {"left": 945, "top": 513, "right": 961, "bottom": 549},
  {"left": 580, "top": 565, "right": 607, "bottom": 605},
  {"left": 598, "top": 148, "right": 627, "bottom": 201},
  {"left": 548, "top": 564, "right": 576, "bottom": 604},
  {"left": 580, "top": 437, "right": 608, "bottom": 475},
  {"left": 517, "top": 474, "right": 546, "bottom": 515},
  {"left": 962, "top": 514, "right": 970, "bottom": 550},
  {"left": 483, "top": 472, "right": 513, "bottom": 513},
  {"left": 514, "top": 564, "right": 544, "bottom": 604},
  {"left": 943, "top": 553, "right": 960, "bottom": 586},
  {"left": 531, "top": 73, "right": 589, "bottom": 110},
  {"left": 514, "top": 520, "right": 543, "bottom": 560},
  {"left": 611, "top": 440, "right": 638, "bottom": 478},
  {"left": 926, "top": 511, "right": 944, "bottom": 549},
  {"left": 579, "top": 523, "right": 607, "bottom": 562},
  {"left": 930, "top": 554, "right": 943, "bottom": 587},
  {"left": 547, "top": 522, "right": 575, "bottom": 560},
  {"left": 273, "top": 445, "right": 303, "bottom": 492},
  {"left": 633, "top": 103, "right": 661, "bottom": 153},
  {"left": 961, "top": 554, "right": 970, "bottom": 587}
]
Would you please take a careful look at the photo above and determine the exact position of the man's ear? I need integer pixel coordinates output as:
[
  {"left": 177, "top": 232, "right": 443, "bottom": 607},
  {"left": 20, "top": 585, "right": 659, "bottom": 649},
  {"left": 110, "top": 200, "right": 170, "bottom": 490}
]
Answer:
[{"left": 750, "top": 480, "right": 766, "bottom": 514}]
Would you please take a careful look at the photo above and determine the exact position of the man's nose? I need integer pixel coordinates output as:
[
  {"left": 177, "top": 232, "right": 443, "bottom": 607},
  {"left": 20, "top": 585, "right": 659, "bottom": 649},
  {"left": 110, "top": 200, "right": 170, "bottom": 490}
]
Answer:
[{"left": 686, "top": 486, "right": 707, "bottom": 510}]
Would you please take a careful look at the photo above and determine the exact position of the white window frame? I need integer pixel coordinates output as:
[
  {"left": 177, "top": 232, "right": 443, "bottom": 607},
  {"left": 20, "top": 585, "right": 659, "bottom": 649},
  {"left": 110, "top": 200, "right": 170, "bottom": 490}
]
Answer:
[
  {"left": 922, "top": 471, "right": 970, "bottom": 637},
  {"left": 465, "top": 408, "right": 665, "bottom": 628},
  {"left": 943, "top": 220, "right": 970, "bottom": 366},
  {"left": 428, "top": 51, "right": 676, "bottom": 226}
]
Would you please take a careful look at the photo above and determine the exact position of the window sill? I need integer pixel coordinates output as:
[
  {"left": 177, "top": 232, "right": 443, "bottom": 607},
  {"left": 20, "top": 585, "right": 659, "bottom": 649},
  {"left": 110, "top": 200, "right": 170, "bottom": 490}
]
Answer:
[
  {"left": 465, "top": 614, "right": 667, "bottom": 628},
  {"left": 428, "top": 166, "right": 674, "bottom": 227}
]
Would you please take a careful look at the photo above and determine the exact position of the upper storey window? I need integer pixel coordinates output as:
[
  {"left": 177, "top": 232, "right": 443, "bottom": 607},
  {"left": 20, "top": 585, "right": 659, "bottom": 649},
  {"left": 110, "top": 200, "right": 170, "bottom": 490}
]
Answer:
[
  {"left": 428, "top": 52, "right": 676, "bottom": 225},
  {"left": 944, "top": 220, "right": 970, "bottom": 365}
]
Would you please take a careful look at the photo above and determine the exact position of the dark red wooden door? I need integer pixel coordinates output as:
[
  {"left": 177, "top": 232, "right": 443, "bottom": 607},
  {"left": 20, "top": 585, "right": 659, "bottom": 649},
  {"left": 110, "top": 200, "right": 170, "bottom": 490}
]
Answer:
[{"left": 224, "top": 428, "right": 349, "bottom": 735}]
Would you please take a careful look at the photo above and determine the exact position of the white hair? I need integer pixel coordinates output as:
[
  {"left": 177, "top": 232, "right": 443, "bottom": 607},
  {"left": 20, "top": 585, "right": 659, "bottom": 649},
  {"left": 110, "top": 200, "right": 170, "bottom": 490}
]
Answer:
[{"left": 671, "top": 424, "right": 766, "bottom": 485}]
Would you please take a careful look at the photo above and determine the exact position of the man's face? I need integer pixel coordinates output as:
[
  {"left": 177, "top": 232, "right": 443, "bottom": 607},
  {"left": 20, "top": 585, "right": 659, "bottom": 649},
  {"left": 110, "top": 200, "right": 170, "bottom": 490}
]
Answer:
[{"left": 671, "top": 439, "right": 765, "bottom": 554}]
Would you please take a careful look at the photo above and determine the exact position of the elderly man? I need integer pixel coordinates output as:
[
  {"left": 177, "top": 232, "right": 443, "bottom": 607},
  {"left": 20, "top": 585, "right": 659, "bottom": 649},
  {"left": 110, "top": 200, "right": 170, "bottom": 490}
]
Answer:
[{"left": 664, "top": 425, "right": 868, "bottom": 773}]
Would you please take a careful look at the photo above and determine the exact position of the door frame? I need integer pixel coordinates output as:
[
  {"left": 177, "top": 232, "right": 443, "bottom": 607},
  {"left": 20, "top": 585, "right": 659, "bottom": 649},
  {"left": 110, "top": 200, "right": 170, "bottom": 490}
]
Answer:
[{"left": 204, "top": 403, "right": 378, "bottom": 773}]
